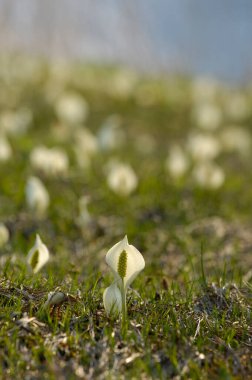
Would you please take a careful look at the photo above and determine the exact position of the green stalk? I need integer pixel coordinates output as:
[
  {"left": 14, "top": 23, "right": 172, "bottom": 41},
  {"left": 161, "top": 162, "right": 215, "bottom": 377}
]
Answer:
[{"left": 121, "top": 282, "right": 127, "bottom": 337}]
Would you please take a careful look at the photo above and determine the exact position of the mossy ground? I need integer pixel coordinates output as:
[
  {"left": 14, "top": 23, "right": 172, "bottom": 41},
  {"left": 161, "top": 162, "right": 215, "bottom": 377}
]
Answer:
[{"left": 0, "top": 58, "right": 252, "bottom": 379}]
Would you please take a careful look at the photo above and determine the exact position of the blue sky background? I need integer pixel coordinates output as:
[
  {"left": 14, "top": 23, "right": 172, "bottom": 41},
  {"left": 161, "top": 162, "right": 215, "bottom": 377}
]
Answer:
[{"left": 0, "top": 0, "right": 252, "bottom": 83}]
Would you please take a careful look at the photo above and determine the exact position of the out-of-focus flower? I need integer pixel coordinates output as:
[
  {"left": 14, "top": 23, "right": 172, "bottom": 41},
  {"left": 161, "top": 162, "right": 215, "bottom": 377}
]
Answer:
[
  {"left": 30, "top": 146, "right": 69, "bottom": 176},
  {"left": 193, "top": 162, "right": 225, "bottom": 189},
  {"left": 104, "top": 236, "right": 145, "bottom": 319},
  {"left": 107, "top": 162, "right": 138, "bottom": 196},
  {"left": 44, "top": 291, "right": 66, "bottom": 308},
  {"left": 27, "top": 234, "right": 50, "bottom": 273},
  {"left": 192, "top": 102, "right": 222, "bottom": 130},
  {"left": 98, "top": 115, "right": 125, "bottom": 151},
  {"left": 103, "top": 282, "right": 122, "bottom": 316},
  {"left": 0, "top": 223, "right": 9, "bottom": 248},
  {"left": 187, "top": 133, "right": 221, "bottom": 161},
  {"left": 55, "top": 92, "right": 89, "bottom": 125},
  {"left": 26, "top": 176, "right": 50, "bottom": 216},
  {"left": 74, "top": 128, "right": 98, "bottom": 168},
  {"left": 0, "top": 108, "right": 32, "bottom": 136},
  {"left": 111, "top": 69, "right": 137, "bottom": 98},
  {"left": 224, "top": 92, "right": 250, "bottom": 121},
  {"left": 220, "top": 126, "right": 251, "bottom": 155},
  {"left": 165, "top": 145, "right": 189, "bottom": 178},
  {"left": 0, "top": 135, "right": 12, "bottom": 161},
  {"left": 77, "top": 195, "right": 91, "bottom": 227}
]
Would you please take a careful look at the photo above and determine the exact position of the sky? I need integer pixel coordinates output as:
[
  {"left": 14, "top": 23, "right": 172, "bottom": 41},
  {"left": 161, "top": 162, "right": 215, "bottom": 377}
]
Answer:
[{"left": 0, "top": 0, "right": 252, "bottom": 83}]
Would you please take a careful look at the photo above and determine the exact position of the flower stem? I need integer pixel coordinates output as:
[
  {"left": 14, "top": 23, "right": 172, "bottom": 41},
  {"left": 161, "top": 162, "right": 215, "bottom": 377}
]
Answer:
[{"left": 121, "top": 284, "right": 127, "bottom": 337}]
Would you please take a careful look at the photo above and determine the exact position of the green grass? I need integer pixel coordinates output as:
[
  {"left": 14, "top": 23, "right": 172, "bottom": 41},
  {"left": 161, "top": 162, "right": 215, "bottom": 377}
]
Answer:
[{"left": 0, "top": 56, "right": 252, "bottom": 379}]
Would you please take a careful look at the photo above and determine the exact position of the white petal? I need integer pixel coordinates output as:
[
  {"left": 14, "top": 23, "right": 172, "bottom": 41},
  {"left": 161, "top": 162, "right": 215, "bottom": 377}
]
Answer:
[
  {"left": 106, "top": 236, "right": 145, "bottom": 288},
  {"left": 27, "top": 234, "right": 50, "bottom": 273},
  {"left": 44, "top": 291, "right": 66, "bottom": 307},
  {"left": 103, "top": 283, "right": 122, "bottom": 315}
]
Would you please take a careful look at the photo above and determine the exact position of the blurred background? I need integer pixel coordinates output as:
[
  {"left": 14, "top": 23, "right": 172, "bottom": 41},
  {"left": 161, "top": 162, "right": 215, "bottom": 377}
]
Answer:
[{"left": 1, "top": 0, "right": 252, "bottom": 83}]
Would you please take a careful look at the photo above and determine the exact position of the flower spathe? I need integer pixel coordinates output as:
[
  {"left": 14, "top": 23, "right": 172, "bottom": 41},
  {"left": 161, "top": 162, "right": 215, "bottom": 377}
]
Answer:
[
  {"left": 106, "top": 236, "right": 145, "bottom": 289},
  {"left": 27, "top": 234, "right": 50, "bottom": 273},
  {"left": 103, "top": 283, "right": 122, "bottom": 315}
]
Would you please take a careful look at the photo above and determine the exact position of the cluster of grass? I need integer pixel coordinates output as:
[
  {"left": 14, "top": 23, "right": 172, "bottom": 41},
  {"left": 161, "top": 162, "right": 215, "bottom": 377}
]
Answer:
[{"left": 0, "top": 56, "right": 252, "bottom": 379}]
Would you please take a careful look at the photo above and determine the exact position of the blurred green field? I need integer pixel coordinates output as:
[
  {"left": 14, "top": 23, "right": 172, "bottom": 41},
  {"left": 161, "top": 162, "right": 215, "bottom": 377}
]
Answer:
[{"left": 0, "top": 55, "right": 252, "bottom": 379}]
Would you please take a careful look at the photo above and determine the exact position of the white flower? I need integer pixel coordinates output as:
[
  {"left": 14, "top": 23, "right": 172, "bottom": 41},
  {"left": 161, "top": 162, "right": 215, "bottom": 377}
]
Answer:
[
  {"left": 55, "top": 92, "right": 89, "bottom": 125},
  {"left": 165, "top": 145, "right": 189, "bottom": 178},
  {"left": 220, "top": 126, "right": 251, "bottom": 155},
  {"left": 25, "top": 176, "right": 50, "bottom": 216},
  {"left": 27, "top": 234, "right": 50, "bottom": 273},
  {"left": 107, "top": 163, "right": 138, "bottom": 196},
  {"left": 0, "top": 223, "right": 9, "bottom": 248},
  {"left": 30, "top": 146, "right": 69, "bottom": 176},
  {"left": 187, "top": 133, "right": 221, "bottom": 161},
  {"left": 44, "top": 291, "right": 66, "bottom": 307},
  {"left": 192, "top": 102, "right": 222, "bottom": 131},
  {"left": 74, "top": 128, "right": 98, "bottom": 168},
  {"left": 106, "top": 236, "right": 145, "bottom": 289},
  {"left": 193, "top": 162, "right": 225, "bottom": 189},
  {"left": 224, "top": 92, "right": 250, "bottom": 121},
  {"left": 0, "top": 135, "right": 12, "bottom": 162},
  {"left": 77, "top": 195, "right": 91, "bottom": 227},
  {"left": 103, "top": 283, "right": 122, "bottom": 315},
  {"left": 0, "top": 108, "right": 32, "bottom": 136},
  {"left": 98, "top": 115, "right": 125, "bottom": 151},
  {"left": 104, "top": 236, "right": 145, "bottom": 319},
  {"left": 191, "top": 77, "right": 219, "bottom": 103}
]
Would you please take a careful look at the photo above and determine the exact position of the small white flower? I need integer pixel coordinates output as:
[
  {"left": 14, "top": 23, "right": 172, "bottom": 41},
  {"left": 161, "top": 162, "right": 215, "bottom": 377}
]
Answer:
[
  {"left": 30, "top": 146, "right": 69, "bottom": 176},
  {"left": 0, "top": 108, "right": 32, "bottom": 136},
  {"left": 103, "top": 283, "right": 122, "bottom": 315},
  {"left": 25, "top": 176, "right": 50, "bottom": 216},
  {"left": 0, "top": 135, "right": 12, "bottom": 162},
  {"left": 224, "top": 92, "right": 250, "bottom": 121},
  {"left": 27, "top": 234, "right": 50, "bottom": 273},
  {"left": 165, "top": 145, "right": 189, "bottom": 178},
  {"left": 220, "top": 126, "right": 251, "bottom": 155},
  {"left": 44, "top": 291, "right": 66, "bottom": 307},
  {"left": 193, "top": 162, "right": 225, "bottom": 189},
  {"left": 192, "top": 102, "right": 222, "bottom": 131},
  {"left": 106, "top": 236, "right": 145, "bottom": 289},
  {"left": 77, "top": 195, "right": 91, "bottom": 227},
  {"left": 98, "top": 115, "right": 125, "bottom": 151},
  {"left": 104, "top": 236, "right": 145, "bottom": 319},
  {"left": 107, "top": 163, "right": 138, "bottom": 196},
  {"left": 187, "top": 133, "right": 221, "bottom": 161},
  {"left": 0, "top": 223, "right": 9, "bottom": 248},
  {"left": 74, "top": 128, "right": 98, "bottom": 168},
  {"left": 55, "top": 92, "right": 89, "bottom": 125}
]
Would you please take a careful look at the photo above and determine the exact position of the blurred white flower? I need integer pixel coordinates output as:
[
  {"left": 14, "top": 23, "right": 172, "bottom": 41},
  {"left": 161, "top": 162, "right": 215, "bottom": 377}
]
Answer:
[
  {"left": 44, "top": 291, "right": 66, "bottom": 308},
  {"left": 77, "top": 195, "right": 91, "bottom": 227},
  {"left": 55, "top": 92, "right": 89, "bottom": 125},
  {"left": 220, "top": 126, "right": 251, "bottom": 155},
  {"left": 224, "top": 92, "right": 250, "bottom": 121},
  {"left": 0, "top": 108, "right": 32, "bottom": 136},
  {"left": 107, "top": 163, "right": 138, "bottom": 196},
  {"left": 192, "top": 102, "right": 222, "bottom": 130},
  {"left": 104, "top": 236, "right": 145, "bottom": 319},
  {"left": 26, "top": 176, "right": 50, "bottom": 216},
  {"left": 165, "top": 145, "right": 189, "bottom": 178},
  {"left": 0, "top": 135, "right": 12, "bottom": 162},
  {"left": 103, "top": 282, "right": 122, "bottom": 316},
  {"left": 98, "top": 115, "right": 125, "bottom": 151},
  {"left": 193, "top": 162, "right": 225, "bottom": 189},
  {"left": 187, "top": 133, "right": 221, "bottom": 161},
  {"left": 74, "top": 128, "right": 98, "bottom": 168},
  {"left": 0, "top": 223, "right": 9, "bottom": 248},
  {"left": 27, "top": 234, "right": 50, "bottom": 273},
  {"left": 30, "top": 146, "right": 69, "bottom": 176}
]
